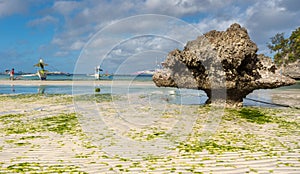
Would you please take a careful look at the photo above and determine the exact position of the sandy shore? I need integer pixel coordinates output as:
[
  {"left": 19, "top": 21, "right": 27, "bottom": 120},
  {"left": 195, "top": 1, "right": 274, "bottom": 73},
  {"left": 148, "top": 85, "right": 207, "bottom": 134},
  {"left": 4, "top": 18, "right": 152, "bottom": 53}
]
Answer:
[
  {"left": 0, "top": 80, "right": 156, "bottom": 86},
  {"left": 0, "top": 93, "right": 299, "bottom": 173}
]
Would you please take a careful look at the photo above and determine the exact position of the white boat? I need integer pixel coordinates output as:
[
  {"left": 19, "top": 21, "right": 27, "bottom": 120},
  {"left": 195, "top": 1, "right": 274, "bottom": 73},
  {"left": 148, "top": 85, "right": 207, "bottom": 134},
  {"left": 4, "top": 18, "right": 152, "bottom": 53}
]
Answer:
[
  {"left": 11, "top": 58, "right": 69, "bottom": 80},
  {"left": 133, "top": 70, "right": 156, "bottom": 76},
  {"left": 94, "top": 66, "right": 103, "bottom": 80},
  {"left": 133, "top": 58, "right": 164, "bottom": 77}
]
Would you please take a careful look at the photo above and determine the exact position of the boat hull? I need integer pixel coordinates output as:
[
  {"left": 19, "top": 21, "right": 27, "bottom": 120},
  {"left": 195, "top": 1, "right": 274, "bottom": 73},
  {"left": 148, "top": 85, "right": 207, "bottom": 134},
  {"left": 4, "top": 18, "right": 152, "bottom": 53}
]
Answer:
[{"left": 38, "top": 70, "right": 47, "bottom": 80}]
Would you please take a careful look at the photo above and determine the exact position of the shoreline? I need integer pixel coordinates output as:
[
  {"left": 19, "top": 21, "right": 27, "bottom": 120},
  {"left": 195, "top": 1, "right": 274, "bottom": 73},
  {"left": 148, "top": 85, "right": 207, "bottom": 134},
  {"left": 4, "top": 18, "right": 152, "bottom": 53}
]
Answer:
[
  {"left": 0, "top": 80, "right": 156, "bottom": 86},
  {"left": 0, "top": 79, "right": 298, "bottom": 108},
  {"left": 1, "top": 79, "right": 298, "bottom": 87}
]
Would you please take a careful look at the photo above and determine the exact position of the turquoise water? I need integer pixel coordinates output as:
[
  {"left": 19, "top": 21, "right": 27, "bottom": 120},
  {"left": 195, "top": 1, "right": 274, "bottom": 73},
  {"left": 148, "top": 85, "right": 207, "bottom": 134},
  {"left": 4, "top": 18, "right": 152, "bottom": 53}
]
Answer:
[
  {"left": 0, "top": 74, "right": 153, "bottom": 81},
  {"left": 0, "top": 74, "right": 74, "bottom": 81},
  {"left": 0, "top": 84, "right": 208, "bottom": 105},
  {"left": 0, "top": 74, "right": 299, "bottom": 107},
  {"left": 276, "top": 80, "right": 300, "bottom": 90}
]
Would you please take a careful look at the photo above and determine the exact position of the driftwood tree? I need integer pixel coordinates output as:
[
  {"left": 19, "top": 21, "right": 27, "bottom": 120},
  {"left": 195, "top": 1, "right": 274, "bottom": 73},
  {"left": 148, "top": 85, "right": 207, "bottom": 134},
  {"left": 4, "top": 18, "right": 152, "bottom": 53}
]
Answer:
[{"left": 153, "top": 23, "right": 295, "bottom": 107}]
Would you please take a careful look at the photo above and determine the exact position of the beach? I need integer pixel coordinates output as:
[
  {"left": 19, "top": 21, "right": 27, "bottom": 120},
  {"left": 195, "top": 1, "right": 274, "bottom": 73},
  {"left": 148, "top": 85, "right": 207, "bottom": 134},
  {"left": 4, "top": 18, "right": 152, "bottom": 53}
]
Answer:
[
  {"left": 0, "top": 80, "right": 299, "bottom": 173},
  {"left": 0, "top": 79, "right": 155, "bottom": 86},
  {"left": 1, "top": 1, "right": 299, "bottom": 173}
]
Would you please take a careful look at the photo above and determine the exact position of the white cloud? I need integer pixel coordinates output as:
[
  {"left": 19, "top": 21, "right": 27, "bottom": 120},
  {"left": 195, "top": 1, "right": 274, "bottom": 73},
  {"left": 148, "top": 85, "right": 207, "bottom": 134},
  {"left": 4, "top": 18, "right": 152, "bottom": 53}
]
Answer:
[
  {"left": 143, "top": 0, "right": 231, "bottom": 16},
  {"left": 51, "top": 38, "right": 63, "bottom": 45},
  {"left": 54, "top": 51, "right": 69, "bottom": 57},
  {"left": 70, "top": 40, "right": 85, "bottom": 50},
  {"left": 242, "top": 0, "right": 300, "bottom": 54},
  {"left": 187, "top": 0, "right": 300, "bottom": 56},
  {"left": 77, "top": 34, "right": 185, "bottom": 74},
  {"left": 245, "top": 0, "right": 298, "bottom": 31},
  {"left": 49, "top": 0, "right": 232, "bottom": 59},
  {"left": 196, "top": 18, "right": 242, "bottom": 35},
  {"left": 52, "top": 1, "right": 80, "bottom": 16},
  {"left": 0, "top": 0, "right": 30, "bottom": 17},
  {"left": 27, "top": 15, "right": 58, "bottom": 27},
  {"left": 9, "top": 0, "right": 298, "bottom": 73},
  {"left": 114, "top": 50, "right": 167, "bottom": 74},
  {"left": 278, "top": 0, "right": 300, "bottom": 12}
]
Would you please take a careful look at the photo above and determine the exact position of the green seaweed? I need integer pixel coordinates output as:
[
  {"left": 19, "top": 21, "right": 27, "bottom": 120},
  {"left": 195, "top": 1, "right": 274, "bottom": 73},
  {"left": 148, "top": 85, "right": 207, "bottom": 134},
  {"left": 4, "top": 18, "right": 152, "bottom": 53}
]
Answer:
[
  {"left": 74, "top": 94, "right": 121, "bottom": 103},
  {"left": 41, "top": 113, "right": 79, "bottom": 135},
  {"left": 19, "top": 135, "right": 48, "bottom": 140},
  {"left": 0, "top": 114, "right": 25, "bottom": 124},
  {"left": 14, "top": 142, "right": 31, "bottom": 147},
  {"left": 0, "top": 94, "right": 73, "bottom": 103},
  {"left": 1, "top": 113, "right": 81, "bottom": 135},
  {"left": 3, "top": 162, "right": 86, "bottom": 173},
  {"left": 238, "top": 108, "right": 273, "bottom": 124},
  {"left": 276, "top": 119, "right": 300, "bottom": 130},
  {"left": 177, "top": 140, "right": 249, "bottom": 154}
]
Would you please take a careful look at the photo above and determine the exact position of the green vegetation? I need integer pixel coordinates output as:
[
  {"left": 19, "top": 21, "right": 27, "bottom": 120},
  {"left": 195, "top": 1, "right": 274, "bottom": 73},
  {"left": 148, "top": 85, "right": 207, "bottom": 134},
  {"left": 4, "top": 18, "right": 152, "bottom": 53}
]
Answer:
[
  {"left": 0, "top": 94, "right": 73, "bottom": 104},
  {"left": 19, "top": 135, "right": 48, "bottom": 140},
  {"left": 42, "top": 113, "right": 80, "bottom": 135},
  {"left": 177, "top": 139, "right": 249, "bottom": 154},
  {"left": 126, "top": 128, "right": 167, "bottom": 141},
  {"left": 0, "top": 113, "right": 81, "bottom": 135},
  {"left": 0, "top": 114, "right": 26, "bottom": 124},
  {"left": 237, "top": 108, "right": 273, "bottom": 124},
  {"left": 74, "top": 94, "right": 121, "bottom": 103},
  {"left": 1, "top": 162, "right": 86, "bottom": 173},
  {"left": 177, "top": 107, "right": 299, "bottom": 154},
  {"left": 267, "top": 27, "right": 300, "bottom": 66}
]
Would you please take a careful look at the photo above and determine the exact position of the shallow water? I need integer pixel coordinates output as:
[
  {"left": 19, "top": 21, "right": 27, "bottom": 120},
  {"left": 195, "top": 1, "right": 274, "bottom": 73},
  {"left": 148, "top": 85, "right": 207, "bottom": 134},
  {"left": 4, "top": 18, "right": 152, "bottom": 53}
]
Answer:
[
  {"left": 1, "top": 82, "right": 299, "bottom": 107},
  {"left": 0, "top": 77, "right": 299, "bottom": 107},
  {"left": 0, "top": 84, "right": 207, "bottom": 105},
  {"left": 0, "top": 74, "right": 153, "bottom": 81}
]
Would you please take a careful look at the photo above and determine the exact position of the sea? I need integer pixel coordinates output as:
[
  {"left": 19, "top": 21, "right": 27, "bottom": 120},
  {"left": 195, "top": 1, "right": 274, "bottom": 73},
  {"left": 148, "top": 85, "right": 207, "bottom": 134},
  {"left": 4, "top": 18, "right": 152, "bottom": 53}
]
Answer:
[
  {"left": 0, "top": 73, "right": 152, "bottom": 81},
  {"left": 0, "top": 74, "right": 299, "bottom": 107}
]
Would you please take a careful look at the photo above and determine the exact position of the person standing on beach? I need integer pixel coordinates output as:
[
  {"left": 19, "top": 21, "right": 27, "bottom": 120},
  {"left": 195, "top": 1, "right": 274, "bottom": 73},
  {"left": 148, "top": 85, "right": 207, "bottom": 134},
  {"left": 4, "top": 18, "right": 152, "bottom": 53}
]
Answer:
[{"left": 10, "top": 68, "right": 14, "bottom": 80}]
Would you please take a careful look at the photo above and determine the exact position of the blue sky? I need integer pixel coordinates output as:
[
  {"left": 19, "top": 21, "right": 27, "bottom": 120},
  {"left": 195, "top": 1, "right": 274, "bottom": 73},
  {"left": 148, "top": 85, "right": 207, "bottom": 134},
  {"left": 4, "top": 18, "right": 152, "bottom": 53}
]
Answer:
[{"left": 0, "top": 0, "right": 299, "bottom": 74}]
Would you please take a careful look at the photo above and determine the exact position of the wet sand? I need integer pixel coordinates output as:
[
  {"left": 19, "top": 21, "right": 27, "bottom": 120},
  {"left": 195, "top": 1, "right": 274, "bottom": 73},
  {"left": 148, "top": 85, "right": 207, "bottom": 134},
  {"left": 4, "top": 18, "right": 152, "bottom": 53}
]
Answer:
[{"left": 0, "top": 91, "right": 299, "bottom": 173}]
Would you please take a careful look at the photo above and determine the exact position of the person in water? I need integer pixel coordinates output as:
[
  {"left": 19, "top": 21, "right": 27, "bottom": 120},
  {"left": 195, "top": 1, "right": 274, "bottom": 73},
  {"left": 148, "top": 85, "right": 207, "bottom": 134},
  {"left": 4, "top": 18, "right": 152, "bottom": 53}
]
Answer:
[{"left": 10, "top": 68, "right": 14, "bottom": 80}]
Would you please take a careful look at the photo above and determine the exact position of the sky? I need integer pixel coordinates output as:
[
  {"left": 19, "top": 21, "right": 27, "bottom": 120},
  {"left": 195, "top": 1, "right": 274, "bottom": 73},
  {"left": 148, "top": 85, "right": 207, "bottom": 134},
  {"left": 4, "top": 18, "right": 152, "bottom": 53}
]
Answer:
[{"left": 0, "top": 0, "right": 299, "bottom": 74}]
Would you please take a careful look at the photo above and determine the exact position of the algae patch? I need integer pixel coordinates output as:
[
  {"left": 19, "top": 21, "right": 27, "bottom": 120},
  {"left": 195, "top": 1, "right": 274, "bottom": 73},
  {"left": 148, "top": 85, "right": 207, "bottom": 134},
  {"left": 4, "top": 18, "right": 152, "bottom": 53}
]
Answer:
[
  {"left": 2, "top": 162, "right": 86, "bottom": 173},
  {"left": 0, "top": 113, "right": 81, "bottom": 135},
  {"left": 238, "top": 108, "right": 273, "bottom": 124}
]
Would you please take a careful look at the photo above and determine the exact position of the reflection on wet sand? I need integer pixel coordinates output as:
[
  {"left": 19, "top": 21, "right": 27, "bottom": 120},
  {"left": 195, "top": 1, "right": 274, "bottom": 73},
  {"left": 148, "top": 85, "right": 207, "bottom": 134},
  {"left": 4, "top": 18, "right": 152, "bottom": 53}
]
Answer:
[
  {"left": 38, "top": 85, "right": 46, "bottom": 94},
  {"left": 10, "top": 84, "right": 15, "bottom": 93}
]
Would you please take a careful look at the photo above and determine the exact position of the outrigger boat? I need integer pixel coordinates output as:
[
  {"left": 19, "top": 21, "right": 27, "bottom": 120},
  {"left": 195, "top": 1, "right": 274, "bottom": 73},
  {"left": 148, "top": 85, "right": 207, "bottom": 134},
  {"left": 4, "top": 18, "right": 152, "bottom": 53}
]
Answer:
[
  {"left": 11, "top": 58, "right": 69, "bottom": 80},
  {"left": 88, "top": 66, "right": 113, "bottom": 80},
  {"left": 34, "top": 58, "right": 48, "bottom": 80},
  {"left": 94, "top": 66, "right": 103, "bottom": 80}
]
